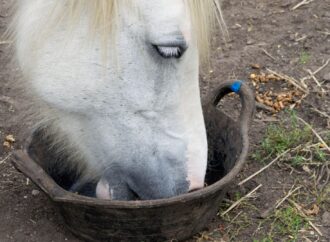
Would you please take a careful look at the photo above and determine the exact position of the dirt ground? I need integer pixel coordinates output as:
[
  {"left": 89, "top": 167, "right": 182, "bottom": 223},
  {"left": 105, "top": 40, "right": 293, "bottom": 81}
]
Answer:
[{"left": 0, "top": 0, "right": 329, "bottom": 241}]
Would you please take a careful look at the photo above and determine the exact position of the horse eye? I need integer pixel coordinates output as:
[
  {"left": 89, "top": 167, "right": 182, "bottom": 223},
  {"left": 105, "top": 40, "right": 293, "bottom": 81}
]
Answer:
[{"left": 153, "top": 44, "right": 187, "bottom": 59}]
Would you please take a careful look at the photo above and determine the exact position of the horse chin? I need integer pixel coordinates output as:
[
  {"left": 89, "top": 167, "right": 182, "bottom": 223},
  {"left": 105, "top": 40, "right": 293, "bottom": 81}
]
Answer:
[
  {"left": 188, "top": 179, "right": 205, "bottom": 192},
  {"left": 95, "top": 176, "right": 138, "bottom": 201}
]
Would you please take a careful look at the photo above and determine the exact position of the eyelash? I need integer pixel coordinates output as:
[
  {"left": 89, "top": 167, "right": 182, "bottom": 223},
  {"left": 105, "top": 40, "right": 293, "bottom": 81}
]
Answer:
[{"left": 153, "top": 45, "right": 183, "bottom": 59}]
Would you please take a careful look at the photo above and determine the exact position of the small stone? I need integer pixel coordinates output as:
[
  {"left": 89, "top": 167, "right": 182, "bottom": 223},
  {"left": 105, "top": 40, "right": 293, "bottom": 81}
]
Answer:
[
  {"left": 5, "top": 134, "right": 15, "bottom": 143},
  {"left": 32, "top": 190, "right": 40, "bottom": 196},
  {"left": 232, "top": 23, "right": 242, "bottom": 29},
  {"left": 251, "top": 64, "right": 261, "bottom": 69},
  {"left": 323, "top": 73, "right": 330, "bottom": 82},
  {"left": 23, "top": 196, "right": 28, "bottom": 199},
  {"left": 255, "top": 112, "right": 263, "bottom": 119},
  {"left": 247, "top": 39, "right": 256, "bottom": 45},
  {"left": 322, "top": 211, "right": 330, "bottom": 226},
  {"left": 250, "top": 73, "right": 257, "bottom": 79},
  {"left": 3, "top": 141, "right": 11, "bottom": 149}
]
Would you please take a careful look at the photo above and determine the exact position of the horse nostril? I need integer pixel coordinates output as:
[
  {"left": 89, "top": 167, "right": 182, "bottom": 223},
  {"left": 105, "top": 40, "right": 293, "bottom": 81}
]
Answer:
[{"left": 153, "top": 44, "right": 187, "bottom": 59}]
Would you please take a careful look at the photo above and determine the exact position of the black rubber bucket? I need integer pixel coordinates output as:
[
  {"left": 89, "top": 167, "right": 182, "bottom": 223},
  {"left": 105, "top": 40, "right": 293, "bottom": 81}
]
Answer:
[{"left": 11, "top": 80, "right": 255, "bottom": 242}]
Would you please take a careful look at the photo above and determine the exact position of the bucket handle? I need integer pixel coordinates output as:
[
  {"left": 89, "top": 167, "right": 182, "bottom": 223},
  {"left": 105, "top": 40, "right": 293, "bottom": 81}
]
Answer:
[
  {"left": 11, "top": 150, "right": 68, "bottom": 200},
  {"left": 211, "top": 80, "right": 255, "bottom": 129}
]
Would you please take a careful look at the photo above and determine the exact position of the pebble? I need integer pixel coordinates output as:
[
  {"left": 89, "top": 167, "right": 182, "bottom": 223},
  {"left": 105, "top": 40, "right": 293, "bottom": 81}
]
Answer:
[
  {"left": 247, "top": 39, "right": 256, "bottom": 45},
  {"left": 255, "top": 112, "right": 263, "bottom": 119},
  {"left": 32, "top": 190, "right": 40, "bottom": 196}
]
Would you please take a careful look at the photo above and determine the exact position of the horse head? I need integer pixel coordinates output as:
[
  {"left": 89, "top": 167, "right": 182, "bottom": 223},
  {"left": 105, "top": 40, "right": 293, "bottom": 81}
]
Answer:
[{"left": 14, "top": 0, "right": 226, "bottom": 200}]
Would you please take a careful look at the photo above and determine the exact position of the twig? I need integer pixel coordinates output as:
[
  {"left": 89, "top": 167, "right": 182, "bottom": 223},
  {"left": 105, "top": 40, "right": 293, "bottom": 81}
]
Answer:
[
  {"left": 292, "top": 0, "right": 314, "bottom": 11},
  {"left": 301, "top": 59, "right": 330, "bottom": 83},
  {"left": 221, "top": 184, "right": 262, "bottom": 216},
  {"left": 303, "top": 237, "right": 313, "bottom": 242},
  {"left": 306, "top": 69, "right": 326, "bottom": 93},
  {"left": 295, "top": 35, "right": 307, "bottom": 42},
  {"left": 304, "top": 101, "right": 330, "bottom": 127},
  {"left": 275, "top": 186, "right": 302, "bottom": 209},
  {"left": 230, "top": 211, "right": 243, "bottom": 223},
  {"left": 0, "top": 40, "right": 12, "bottom": 45},
  {"left": 260, "top": 48, "right": 277, "bottom": 61},
  {"left": 290, "top": 93, "right": 308, "bottom": 110},
  {"left": 29, "top": 219, "right": 37, "bottom": 224},
  {"left": 317, "top": 160, "right": 330, "bottom": 188},
  {"left": 313, "top": 58, "right": 330, "bottom": 76},
  {"left": 297, "top": 117, "right": 330, "bottom": 189},
  {"left": 0, "top": 153, "right": 11, "bottom": 165},
  {"left": 288, "top": 199, "right": 323, "bottom": 236},
  {"left": 297, "top": 117, "right": 330, "bottom": 152},
  {"left": 259, "top": 185, "right": 301, "bottom": 218},
  {"left": 239, "top": 149, "right": 292, "bottom": 186},
  {"left": 311, "top": 108, "right": 330, "bottom": 119},
  {"left": 318, "top": 31, "right": 330, "bottom": 36},
  {"left": 266, "top": 68, "right": 308, "bottom": 93},
  {"left": 301, "top": 162, "right": 324, "bottom": 166}
]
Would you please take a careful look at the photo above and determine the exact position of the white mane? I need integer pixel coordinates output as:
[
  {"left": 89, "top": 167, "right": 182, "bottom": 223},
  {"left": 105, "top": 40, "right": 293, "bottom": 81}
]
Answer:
[{"left": 9, "top": 0, "right": 228, "bottom": 62}]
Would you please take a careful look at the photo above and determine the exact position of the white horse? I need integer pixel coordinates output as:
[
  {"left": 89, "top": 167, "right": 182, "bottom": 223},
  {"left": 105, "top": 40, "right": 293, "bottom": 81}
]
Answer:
[{"left": 11, "top": 0, "right": 227, "bottom": 200}]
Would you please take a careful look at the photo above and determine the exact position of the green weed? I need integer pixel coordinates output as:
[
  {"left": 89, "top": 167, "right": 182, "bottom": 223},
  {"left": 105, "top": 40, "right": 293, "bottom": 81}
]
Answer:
[
  {"left": 253, "top": 112, "right": 312, "bottom": 165},
  {"left": 299, "top": 51, "right": 310, "bottom": 64},
  {"left": 272, "top": 206, "right": 307, "bottom": 241}
]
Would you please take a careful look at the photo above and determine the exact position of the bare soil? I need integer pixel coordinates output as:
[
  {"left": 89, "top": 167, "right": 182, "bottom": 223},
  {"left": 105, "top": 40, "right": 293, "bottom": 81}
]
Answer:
[{"left": 1, "top": 0, "right": 329, "bottom": 241}]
